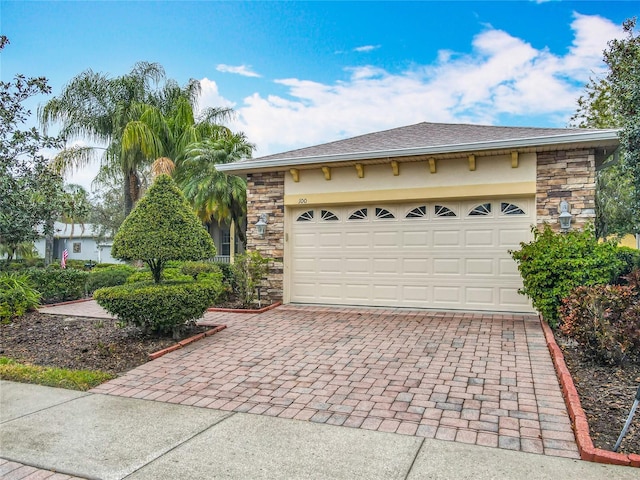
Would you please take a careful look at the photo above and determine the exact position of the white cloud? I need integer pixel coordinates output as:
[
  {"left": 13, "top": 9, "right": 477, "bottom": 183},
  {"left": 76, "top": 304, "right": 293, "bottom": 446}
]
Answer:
[
  {"left": 198, "top": 78, "right": 236, "bottom": 115},
  {"left": 200, "top": 13, "right": 624, "bottom": 158},
  {"left": 353, "top": 45, "right": 381, "bottom": 53},
  {"left": 216, "top": 64, "right": 261, "bottom": 78}
]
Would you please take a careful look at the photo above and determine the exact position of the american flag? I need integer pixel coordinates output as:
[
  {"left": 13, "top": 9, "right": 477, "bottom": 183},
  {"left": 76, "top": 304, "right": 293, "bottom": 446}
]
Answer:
[{"left": 61, "top": 249, "right": 68, "bottom": 269}]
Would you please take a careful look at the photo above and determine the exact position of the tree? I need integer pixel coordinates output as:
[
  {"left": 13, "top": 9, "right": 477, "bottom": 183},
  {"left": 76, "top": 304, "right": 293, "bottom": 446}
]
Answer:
[
  {"left": 571, "top": 18, "right": 640, "bottom": 237},
  {"left": 88, "top": 182, "right": 126, "bottom": 242},
  {"left": 111, "top": 174, "right": 215, "bottom": 283},
  {"left": 176, "top": 133, "right": 254, "bottom": 243},
  {"left": 39, "top": 62, "right": 165, "bottom": 216},
  {"left": 0, "top": 36, "right": 65, "bottom": 262}
]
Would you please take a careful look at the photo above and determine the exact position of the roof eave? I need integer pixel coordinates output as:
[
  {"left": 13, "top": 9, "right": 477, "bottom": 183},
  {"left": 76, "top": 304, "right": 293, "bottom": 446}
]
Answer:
[{"left": 216, "top": 130, "right": 620, "bottom": 173}]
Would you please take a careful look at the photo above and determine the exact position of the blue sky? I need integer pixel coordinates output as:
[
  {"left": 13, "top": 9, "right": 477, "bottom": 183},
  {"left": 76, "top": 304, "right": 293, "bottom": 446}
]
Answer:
[{"left": 1, "top": 1, "right": 637, "bottom": 189}]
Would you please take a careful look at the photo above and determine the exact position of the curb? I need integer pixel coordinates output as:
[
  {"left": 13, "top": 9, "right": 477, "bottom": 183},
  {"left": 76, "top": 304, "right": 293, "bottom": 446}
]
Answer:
[
  {"left": 148, "top": 325, "right": 227, "bottom": 360},
  {"left": 541, "top": 319, "right": 639, "bottom": 467},
  {"left": 207, "top": 301, "right": 282, "bottom": 314}
]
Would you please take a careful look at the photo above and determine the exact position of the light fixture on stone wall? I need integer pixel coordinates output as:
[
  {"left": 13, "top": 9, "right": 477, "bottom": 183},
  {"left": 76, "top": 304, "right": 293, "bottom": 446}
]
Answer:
[
  {"left": 255, "top": 213, "right": 268, "bottom": 239},
  {"left": 559, "top": 200, "right": 572, "bottom": 232}
]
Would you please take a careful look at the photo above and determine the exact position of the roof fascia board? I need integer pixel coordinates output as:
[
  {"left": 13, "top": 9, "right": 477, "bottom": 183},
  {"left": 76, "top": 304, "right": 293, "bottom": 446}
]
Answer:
[{"left": 216, "top": 130, "right": 619, "bottom": 172}]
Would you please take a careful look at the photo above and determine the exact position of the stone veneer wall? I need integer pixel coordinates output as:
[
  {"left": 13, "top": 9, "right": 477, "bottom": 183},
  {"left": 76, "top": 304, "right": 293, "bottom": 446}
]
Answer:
[
  {"left": 536, "top": 149, "right": 596, "bottom": 231},
  {"left": 245, "top": 171, "right": 284, "bottom": 303}
]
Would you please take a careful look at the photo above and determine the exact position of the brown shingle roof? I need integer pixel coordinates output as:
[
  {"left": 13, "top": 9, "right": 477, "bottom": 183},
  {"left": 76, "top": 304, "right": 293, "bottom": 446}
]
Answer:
[{"left": 252, "top": 122, "right": 606, "bottom": 162}]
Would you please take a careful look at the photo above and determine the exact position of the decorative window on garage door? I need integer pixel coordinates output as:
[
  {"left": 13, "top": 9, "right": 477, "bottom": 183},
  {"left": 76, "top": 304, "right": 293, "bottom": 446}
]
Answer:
[
  {"left": 296, "top": 210, "right": 314, "bottom": 221},
  {"left": 348, "top": 208, "right": 368, "bottom": 220},
  {"left": 375, "top": 208, "right": 395, "bottom": 219},
  {"left": 406, "top": 206, "right": 427, "bottom": 218},
  {"left": 468, "top": 203, "right": 492, "bottom": 216},
  {"left": 501, "top": 202, "right": 525, "bottom": 215},
  {"left": 434, "top": 205, "right": 456, "bottom": 217},
  {"left": 321, "top": 210, "right": 339, "bottom": 221}
]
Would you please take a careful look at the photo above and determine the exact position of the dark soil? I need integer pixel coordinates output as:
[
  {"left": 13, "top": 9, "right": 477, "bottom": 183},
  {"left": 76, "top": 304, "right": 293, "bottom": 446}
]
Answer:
[
  {"left": 0, "top": 311, "right": 209, "bottom": 375},
  {"left": 557, "top": 334, "right": 640, "bottom": 456}
]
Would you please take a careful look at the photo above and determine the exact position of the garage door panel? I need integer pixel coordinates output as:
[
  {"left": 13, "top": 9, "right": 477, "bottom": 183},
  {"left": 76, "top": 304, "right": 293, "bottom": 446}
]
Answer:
[
  {"left": 465, "top": 229, "right": 493, "bottom": 246},
  {"left": 290, "top": 199, "right": 534, "bottom": 313},
  {"left": 433, "top": 258, "right": 461, "bottom": 275},
  {"left": 345, "top": 232, "right": 370, "bottom": 248},
  {"left": 433, "top": 230, "right": 460, "bottom": 246},
  {"left": 465, "top": 258, "right": 494, "bottom": 275},
  {"left": 465, "top": 287, "right": 495, "bottom": 305}
]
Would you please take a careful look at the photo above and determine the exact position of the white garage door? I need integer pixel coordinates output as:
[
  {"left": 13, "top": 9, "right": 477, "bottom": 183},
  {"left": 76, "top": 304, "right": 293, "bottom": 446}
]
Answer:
[{"left": 289, "top": 198, "right": 534, "bottom": 312}]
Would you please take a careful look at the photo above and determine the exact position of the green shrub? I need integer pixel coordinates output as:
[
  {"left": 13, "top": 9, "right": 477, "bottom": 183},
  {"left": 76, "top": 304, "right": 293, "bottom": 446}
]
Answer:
[
  {"left": 27, "top": 267, "right": 89, "bottom": 303},
  {"left": 0, "top": 258, "right": 45, "bottom": 271},
  {"left": 86, "top": 265, "right": 137, "bottom": 294},
  {"left": 213, "top": 261, "right": 236, "bottom": 288},
  {"left": 510, "top": 224, "right": 623, "bottom": 327},
  {"left": 126, "top": 267, "right": 192, "bottom": 284},
  {"left": 232, "top": 251, "right": 269, "bottom": 308},
  {"left": 0, "top": 272, "right": 40, "bottom": 322},
  {"left": 614, "top": 246, "right": 640, "bottom": 283},
  {"left": 94, "top": 280, "right": 225, "bottom": 338},
  {"left": 560, "top": 281, "right": 640, "bottom": 365},
  {"left": 181, "top": 261, "right": 222, "bottom": 280}
]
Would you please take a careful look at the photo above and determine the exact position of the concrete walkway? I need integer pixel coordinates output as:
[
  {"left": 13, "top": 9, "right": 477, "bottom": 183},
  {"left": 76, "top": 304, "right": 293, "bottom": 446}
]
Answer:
[{"left": 1, "top": 381, "right": 637, "bottom": 480}]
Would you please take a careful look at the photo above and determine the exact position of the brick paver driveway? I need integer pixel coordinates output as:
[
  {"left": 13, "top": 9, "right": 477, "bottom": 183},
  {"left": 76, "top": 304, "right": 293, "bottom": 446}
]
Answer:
[{"left": 92, "top": 305, "right": 578, "bottom": 458}]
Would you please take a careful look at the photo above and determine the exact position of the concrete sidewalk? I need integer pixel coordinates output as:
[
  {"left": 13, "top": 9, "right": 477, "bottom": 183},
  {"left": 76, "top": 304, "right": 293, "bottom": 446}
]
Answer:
[{"left": 1, "top": 381, "right": 636, "bottom": 480}]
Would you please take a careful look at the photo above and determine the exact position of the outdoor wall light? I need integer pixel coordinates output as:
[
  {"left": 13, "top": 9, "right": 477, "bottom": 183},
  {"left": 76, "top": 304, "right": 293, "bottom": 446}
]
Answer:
[
  {"left": 255, "top": 213, "right": 268, "bottom": 239},
  {"left": 559, "top": 200, "right": 572, "bottom": 232}
]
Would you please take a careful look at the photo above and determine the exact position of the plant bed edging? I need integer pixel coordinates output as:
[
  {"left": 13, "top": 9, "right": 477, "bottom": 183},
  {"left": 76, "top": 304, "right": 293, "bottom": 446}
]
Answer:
[
  {"left": 541, "top": 319, "right": 639, "bottom": 468},
  {"left": 148, "top": 325, "right": 227, "bottom": 360},
  {"left": 207, "top": 301, "right": 282, "bottom": 314},
  {"left": 39, "top": 297, "right": 95, "bottom": 308}
]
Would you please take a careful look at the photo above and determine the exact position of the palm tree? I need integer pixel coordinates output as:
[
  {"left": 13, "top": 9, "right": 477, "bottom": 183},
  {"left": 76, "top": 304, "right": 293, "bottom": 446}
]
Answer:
[
  {"left": 39, "top": 62, "right": 166, "bottom": 215},
  {"left": 176, "top": 132, "right": 254, "bottom": 244}
]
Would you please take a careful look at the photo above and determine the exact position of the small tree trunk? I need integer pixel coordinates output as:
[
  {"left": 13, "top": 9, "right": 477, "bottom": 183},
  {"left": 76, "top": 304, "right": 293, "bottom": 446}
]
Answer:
[{"left": 44, "top": 219, "right": 54, "bottom": 266}]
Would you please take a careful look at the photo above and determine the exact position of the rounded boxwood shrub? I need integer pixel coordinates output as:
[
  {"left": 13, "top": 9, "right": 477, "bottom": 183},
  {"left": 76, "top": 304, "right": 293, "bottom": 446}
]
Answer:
[
  {"left": 126, "top": 267, "right": 192, "bottom": 284},
  {"left": 0, "top": 272, "right": 40, "bottom": 322},
  {"left": 86, "top": 265, "right": 137, "bottom": 294},
  {"left": 27, "top": 267, "right": 89, "bottom": 304},
  {"left": 510, "top": 224, "right": 623, "bottom": 327},
  {"left": 94, "top": 279, "right": 225, "bottom": 338}
]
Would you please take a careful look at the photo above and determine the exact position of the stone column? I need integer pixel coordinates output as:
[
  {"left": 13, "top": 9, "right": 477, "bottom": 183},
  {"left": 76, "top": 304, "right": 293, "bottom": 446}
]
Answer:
[
  {"left": 536, "top": 149, "right": 596, "bottom": 231},
  {"left": 246, "top": 171, "right": 285, "bottom": 302}
]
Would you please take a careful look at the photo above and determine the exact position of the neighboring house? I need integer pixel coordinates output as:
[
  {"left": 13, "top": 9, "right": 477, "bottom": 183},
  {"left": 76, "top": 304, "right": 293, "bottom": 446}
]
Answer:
[
  {"left": 218, "top": 122, "right": 620, "bottom": 313},
  {"left": 34, "top": 222, "right": 121, "bottom": 264}
]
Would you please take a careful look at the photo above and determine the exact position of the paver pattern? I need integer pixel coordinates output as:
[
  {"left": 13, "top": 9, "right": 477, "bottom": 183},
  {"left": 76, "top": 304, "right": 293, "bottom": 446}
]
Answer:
[{"left": 88, "top": 304, "right": 579, "bottom": 458}]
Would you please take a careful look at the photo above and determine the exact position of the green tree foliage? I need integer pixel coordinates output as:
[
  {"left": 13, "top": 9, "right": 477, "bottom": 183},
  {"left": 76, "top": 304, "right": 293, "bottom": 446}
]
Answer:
[
  {"left": 571, "top": 18, "right": 640, "bottom": 236},
  {"left": 111, "top": 174, "right": 215, "bottom": 283},
  {"left": 88, "top": 181, "right": 126, "bottom": 241},
  {"left": 232, "top": 251, "right": 269, "bottom": 308},
  {"left": 510, "top": 224, "right": 623, "bottom": 327},
  {"left": 176, "top": 133, "right": 254, "bottom": 243},
  {"left": 0, "top": 37, "right": 65, "bottom": 261}
]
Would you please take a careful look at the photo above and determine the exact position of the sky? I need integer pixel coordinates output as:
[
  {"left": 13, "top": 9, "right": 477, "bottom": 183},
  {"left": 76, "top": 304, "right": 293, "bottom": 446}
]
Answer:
[{"left": 1, "top": 0, "right": 637, "bottom": 191}]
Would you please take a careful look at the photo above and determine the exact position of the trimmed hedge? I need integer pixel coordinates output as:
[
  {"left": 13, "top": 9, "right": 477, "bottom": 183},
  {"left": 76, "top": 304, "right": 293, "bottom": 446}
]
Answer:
[
  {"left": 27, "top": 267, "right": 89, "bottom": 304},
  {"left": 0, "top": 272, "right": 40, "bottom": 322},
  {"left": 86, "top": 265, "right": 137, "bottom": 294},
  {"left": 94, "top": 280, "right": 225, "bottom": 338}
]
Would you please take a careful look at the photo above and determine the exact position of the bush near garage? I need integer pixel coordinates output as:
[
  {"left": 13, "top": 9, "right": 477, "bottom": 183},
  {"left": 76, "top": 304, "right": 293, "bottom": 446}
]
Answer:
[
  {"left": 26, "top": 267, "right": 89, "bottom": 304},
  {"left": 85, "top": 264, "right": 137, "bottom": 294},
  {"left": 232, "top": 251, "right": 269, "bottom": 308},
  {"left": 93, "top": 279, "right": 225, "bottom": 339},
  {"left": 614, "top": 246, "right": 640, "bottom": 282},
  {"left": 560, "top": 270, "right": 640, "bottom": 365},
  {"left": 0, "top": 272, "right": 40, "bottom": 322},
  {"left": 510, "top": 224, "right": 623, "bottom": 327}
]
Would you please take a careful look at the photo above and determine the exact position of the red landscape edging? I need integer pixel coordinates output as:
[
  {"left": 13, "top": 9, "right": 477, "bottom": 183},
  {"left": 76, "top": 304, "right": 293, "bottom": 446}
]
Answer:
[
  {"left": 207, "top": 301, "right": 282, "bottom": 314},
  {"left": 148, "top": 325, "right": 227, "bottom": 360},
  {"left": 541, "top": 319, "right": 638, "bottom": 467}
]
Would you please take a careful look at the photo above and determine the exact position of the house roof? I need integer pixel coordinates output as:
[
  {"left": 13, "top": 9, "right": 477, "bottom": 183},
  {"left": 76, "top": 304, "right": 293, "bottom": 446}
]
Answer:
[{"left": 217, "top": 122, "right": 620, "bottom": 173}]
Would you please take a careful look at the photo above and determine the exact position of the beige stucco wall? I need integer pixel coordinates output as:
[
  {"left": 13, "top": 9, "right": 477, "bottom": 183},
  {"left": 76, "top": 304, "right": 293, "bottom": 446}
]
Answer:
[{"left": 284, "top": 153, "right": 536, "bottom": 206}]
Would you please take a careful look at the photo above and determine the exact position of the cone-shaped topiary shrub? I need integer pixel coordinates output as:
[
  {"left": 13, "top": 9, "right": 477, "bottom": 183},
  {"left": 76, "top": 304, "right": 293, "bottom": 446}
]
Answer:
[{"left": 111, "top": 174, "right": 216, "bottom": 283}]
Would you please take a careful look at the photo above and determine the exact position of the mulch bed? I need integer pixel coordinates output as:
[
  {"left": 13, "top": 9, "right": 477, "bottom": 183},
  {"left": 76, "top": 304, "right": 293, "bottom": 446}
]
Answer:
[
  {"left": 557, "top": 333, "right": 640, "bottom": 456},
  {"left": 0, "top": 311, "right": 209, "bottom": 375}
]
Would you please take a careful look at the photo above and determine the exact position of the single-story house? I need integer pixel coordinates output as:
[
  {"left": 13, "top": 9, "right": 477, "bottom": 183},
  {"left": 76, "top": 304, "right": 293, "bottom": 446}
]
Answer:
[
  {"left": 34, "top": 222, "right": 121, "bottom": 264},
  {"left": 217, "top": 122, "right": 620, "bottom": 313}
]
